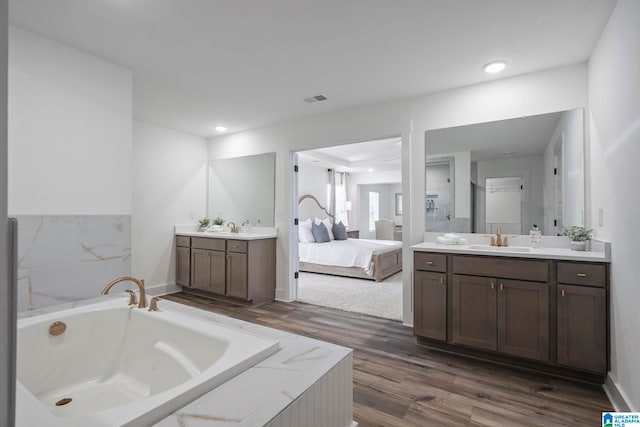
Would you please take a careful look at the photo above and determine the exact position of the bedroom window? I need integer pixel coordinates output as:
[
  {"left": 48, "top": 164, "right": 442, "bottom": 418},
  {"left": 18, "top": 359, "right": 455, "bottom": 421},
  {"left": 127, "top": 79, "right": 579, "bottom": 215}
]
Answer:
[{"left": 368, "top": 191, "right": 379, "bottom": 231}]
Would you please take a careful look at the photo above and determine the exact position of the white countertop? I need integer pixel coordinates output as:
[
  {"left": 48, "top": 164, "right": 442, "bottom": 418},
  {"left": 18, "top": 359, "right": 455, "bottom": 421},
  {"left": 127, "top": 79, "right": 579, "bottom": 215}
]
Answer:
[
  {"left": 175, "top": 224, "right": 277, "bottom": 240},
  {"left": 411, "top": 241, "right": 610, "bottom": 262},
  {"left": 18, "top": 295, "right": 352, "bottom": 427}
]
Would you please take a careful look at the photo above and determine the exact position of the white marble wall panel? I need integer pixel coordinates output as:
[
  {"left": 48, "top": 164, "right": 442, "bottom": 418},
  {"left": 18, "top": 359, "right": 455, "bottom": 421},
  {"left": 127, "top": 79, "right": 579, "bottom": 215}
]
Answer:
[{"left": 15, "top": 215, "right": 131, "bottom": 312}]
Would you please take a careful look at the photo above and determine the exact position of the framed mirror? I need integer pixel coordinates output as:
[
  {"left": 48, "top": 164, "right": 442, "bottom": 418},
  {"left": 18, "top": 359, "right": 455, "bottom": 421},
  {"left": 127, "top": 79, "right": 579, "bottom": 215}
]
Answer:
[
  {"left": 208, "top": 152, "right": 276, "bottom": 226},
  {"left": 425, "top": 109, "right": 585, "bottom": 236}
]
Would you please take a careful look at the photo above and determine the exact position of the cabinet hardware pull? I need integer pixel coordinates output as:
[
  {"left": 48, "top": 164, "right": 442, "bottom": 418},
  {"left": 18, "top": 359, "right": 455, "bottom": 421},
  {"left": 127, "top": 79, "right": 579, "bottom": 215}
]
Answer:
[
  {"left": 576, "top": 273, "right": 587, "bottom": 277},
  {"left": 491, "top": 282, "right": 495, "bottom": 289},
  {"left": 425, "top": 261, "right": 433, "bottom": 265},
  {"left": 500, "top": 283, "right": 504, "bottom": 291},
  {"left": 561, "top": 289, "right": 565, "bottom": 297},
  {"left": 440, "top": 277, "right": 444, "bottom": 284}
]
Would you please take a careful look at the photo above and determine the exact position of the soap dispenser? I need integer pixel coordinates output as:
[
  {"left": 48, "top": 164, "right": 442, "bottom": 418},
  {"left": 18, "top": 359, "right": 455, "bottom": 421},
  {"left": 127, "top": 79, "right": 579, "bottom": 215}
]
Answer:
[{"left": 529, "top": 225, "right": 542, "bottom": 248}]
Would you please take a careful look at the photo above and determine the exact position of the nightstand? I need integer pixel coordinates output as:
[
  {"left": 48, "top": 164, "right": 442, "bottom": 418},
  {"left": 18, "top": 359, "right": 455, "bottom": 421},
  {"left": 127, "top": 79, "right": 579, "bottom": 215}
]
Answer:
[{"left": 346, "top": 230, "right": 359, "bottom": 239}]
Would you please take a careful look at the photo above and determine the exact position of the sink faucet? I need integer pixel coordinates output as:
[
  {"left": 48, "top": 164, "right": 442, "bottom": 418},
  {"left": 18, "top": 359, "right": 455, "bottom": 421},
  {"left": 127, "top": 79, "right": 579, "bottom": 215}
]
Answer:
[
  {"left": 101, "top": 276, "right": 147, "bottom": 308},
  {"left": 227, "top": 221, "right": 239, "bottom": 233},
  {"left": 490, "top": 227, "right": 509, "bottom": 247}
]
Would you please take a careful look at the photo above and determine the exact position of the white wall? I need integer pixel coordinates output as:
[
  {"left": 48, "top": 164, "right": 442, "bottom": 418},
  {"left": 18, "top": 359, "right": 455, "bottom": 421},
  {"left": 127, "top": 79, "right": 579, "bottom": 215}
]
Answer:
[
  {"left": 132, "top": 121, "right": 207, "bottom": 288},
  {"left": 297, "top": 161, "right": 329, "bottom": 206},
  {"left": 588, "top": 0, "right": 640, "bottom": 411},
  {"left": 208, "top": 63, "right": 587, "bottom": 325},
  {"left": 8, "top": 26, "right": 132, "bottom": 215}
]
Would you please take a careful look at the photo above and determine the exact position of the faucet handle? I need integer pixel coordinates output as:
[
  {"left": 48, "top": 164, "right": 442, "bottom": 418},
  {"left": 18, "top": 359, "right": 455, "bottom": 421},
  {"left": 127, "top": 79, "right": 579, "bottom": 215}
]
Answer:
[
  {"left": 503, "top": 236, "right": 509, "bottom": 247},
  {"left": 149, "top": 297, "right": 161, "bottom": 312},
  {"left": 490, "top": 236, "right": 496, "bottom": 246},
  {"left": 125, "top": 289, "right": 138, "bottom": 306}
]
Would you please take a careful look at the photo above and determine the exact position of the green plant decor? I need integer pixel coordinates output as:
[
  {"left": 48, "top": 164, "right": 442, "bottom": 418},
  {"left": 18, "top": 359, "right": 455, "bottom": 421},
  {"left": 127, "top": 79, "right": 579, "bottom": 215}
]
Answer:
[
  {"left": 198, "top": 217, "right": 211, "bottom": 228},
  {"left": 212, "top": 217, "right": 225, "bottom": 226},
  {"left": 562, "top": 226, "right": 593, "bottom": 241}
]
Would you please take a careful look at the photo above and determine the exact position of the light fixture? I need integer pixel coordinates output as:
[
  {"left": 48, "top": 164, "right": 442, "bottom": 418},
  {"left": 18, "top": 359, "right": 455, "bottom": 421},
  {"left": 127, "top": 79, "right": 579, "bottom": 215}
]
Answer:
[
  {"left": 483, "top": 60, "right": 507, "bottom": 74},
  {"left": 214, "top": 125, "right": 227, "bottom": 132},
  {"left": 368, "top": 168, "right": 374, "bottom": 172}
]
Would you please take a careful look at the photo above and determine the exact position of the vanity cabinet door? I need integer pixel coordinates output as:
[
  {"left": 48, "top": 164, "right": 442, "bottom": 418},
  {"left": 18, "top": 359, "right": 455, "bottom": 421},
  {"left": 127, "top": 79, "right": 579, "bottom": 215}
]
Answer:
[
  {"left": 191, "top": 249, "right": 212, "bottom": 291},
  {"left": 452, "top": 274, "right": 497, "bottom": 351},
  {"left": 226, "top": 252, "right": 248, "bottom": 299},
  {"left": 191, "top": 249, "right": 226, "bottom": 294},
  {"left": 557, "top": 284, "right": 607, "bottom": 373},
  {"left": 414, "top": 271, "right": 447, "bottom": 341},
  {"left": 209, "top": 250, "right": 226, "bottom": 295},
  {"left": 497, "top": 279, "right": 549, "bottom": 362},
  {"left": 176, "top": 246, "right": 191, "bottom": 287}
]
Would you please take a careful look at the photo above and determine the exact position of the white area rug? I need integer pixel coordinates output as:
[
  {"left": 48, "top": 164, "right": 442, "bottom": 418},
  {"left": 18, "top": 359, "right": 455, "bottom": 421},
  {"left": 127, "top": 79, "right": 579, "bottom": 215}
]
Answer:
[{"left": 297, "top": 272, "right": 402, "bottom": 321}]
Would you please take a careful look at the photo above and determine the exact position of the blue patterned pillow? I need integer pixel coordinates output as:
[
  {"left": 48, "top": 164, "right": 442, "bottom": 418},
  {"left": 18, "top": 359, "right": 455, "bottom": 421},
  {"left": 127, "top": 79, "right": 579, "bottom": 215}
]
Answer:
[
  {"left": 332, "top": 221, "right": 348, "bottom": 240},
  {"left": 311, "top": 222, "right": 331, "bottom": 243}
]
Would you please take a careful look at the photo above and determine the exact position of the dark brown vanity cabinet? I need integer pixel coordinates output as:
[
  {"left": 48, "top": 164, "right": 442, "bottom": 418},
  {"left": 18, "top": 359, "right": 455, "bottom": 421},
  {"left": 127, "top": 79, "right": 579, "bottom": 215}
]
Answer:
[
  {"left": 177, "top": 235, "right": 276, "bottom": 306},
  {"left": 414, "top": 253, "right": 447, "bottom": 341},
  {"left": 414, "top": 251, "right": 609, "bottom": 380},
  {"left": 450, "top": 256, "right": 550, "bottom": 361},
  {"left": 557, "top": 262, "right": 608, "bottom": 373}
]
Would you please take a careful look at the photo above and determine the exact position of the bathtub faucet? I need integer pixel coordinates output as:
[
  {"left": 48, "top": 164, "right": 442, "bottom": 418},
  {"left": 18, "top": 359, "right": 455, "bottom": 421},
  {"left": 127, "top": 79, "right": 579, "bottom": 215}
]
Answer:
[{"left": 101, "top": 276, "right": 147, "bottom": 309}]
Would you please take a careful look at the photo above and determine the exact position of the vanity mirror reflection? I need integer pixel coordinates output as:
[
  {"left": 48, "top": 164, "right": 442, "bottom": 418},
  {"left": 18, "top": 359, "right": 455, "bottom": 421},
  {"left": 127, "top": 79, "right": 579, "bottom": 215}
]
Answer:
[
  {"left": 208, "top": 152, "right": 276, "bottom": 226},
  {"left": 425, "top": 109, "right": 585, "bottom": 236}
]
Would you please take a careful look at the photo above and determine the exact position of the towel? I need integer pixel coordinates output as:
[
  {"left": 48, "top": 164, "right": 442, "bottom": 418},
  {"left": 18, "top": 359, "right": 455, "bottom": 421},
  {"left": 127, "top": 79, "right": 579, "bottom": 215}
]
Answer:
[{"left": 437, "top": 234, "right": 469, "bottom": 245}]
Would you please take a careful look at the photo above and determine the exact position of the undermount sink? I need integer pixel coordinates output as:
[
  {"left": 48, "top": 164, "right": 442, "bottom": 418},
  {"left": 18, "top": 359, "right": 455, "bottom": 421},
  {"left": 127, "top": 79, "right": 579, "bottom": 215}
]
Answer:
[{"left": 467, "top": 245, "right": 532, "bottom": 253}]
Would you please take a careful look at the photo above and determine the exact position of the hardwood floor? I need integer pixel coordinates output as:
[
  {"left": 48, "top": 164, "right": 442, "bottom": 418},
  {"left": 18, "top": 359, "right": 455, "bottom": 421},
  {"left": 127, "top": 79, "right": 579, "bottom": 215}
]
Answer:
[{"left": 164, "top": 293, "right": 612, "bottom": 427}]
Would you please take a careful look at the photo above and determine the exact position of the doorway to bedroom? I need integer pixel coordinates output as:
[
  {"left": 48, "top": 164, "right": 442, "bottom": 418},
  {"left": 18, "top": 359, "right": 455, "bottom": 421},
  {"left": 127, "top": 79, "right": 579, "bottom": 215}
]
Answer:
[{"left": 294, "top": 137, "right": 403, "bottom": 321}]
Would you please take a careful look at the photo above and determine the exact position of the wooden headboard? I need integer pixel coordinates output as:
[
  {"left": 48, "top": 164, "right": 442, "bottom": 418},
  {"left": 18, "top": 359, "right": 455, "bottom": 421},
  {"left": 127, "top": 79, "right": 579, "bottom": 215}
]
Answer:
[{"left": 298, "top": 194, "right": 334, "bottom": 222}]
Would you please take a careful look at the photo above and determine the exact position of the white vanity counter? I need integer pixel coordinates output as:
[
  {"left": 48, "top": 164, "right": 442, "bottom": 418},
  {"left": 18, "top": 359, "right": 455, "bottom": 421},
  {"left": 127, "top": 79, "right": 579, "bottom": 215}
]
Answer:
[
  {"left": 175, "top": 225, "right": 277, "bottom": 240},
  {"left": 412, "top": 233, "right": 611, "bottom": 262},
  {"left": 411, "top": 242, "right": 609, "bottom": 262}
]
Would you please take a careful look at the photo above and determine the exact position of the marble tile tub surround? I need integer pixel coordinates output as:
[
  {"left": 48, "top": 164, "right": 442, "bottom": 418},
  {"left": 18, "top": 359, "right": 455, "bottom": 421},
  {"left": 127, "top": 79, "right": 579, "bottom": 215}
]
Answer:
[
  {"left": 18, "top": 295, "right": 354, "bottom": 427},
  {"left": 418, "top": 231, "right": 611, "bottom": 261},
  {"left": 15, "top": 215, "right": 131, "bottom": 312}
]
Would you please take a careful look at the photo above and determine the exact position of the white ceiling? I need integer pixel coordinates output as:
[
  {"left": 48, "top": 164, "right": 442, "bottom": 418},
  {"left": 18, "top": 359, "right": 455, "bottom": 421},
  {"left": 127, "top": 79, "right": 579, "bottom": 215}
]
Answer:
[
  {"left": 299, "top": 137, "right": 401, "bottom": 173},
  {"left": 9, "top": 1, "right": 616, "bottom": 138}
]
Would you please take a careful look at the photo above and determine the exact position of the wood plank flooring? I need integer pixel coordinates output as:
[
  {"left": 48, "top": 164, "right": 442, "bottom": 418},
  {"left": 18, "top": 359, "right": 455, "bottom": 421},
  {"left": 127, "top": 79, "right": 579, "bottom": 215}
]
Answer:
[{"left": 164, "top": 293, "right": 612, "bottom": 426}]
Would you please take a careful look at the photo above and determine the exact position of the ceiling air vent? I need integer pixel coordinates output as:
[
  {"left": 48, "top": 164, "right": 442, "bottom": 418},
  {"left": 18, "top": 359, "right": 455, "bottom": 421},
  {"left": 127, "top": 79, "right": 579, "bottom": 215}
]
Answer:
[{"left": 303, "top": 94, "right": 328, "bottom": 103}]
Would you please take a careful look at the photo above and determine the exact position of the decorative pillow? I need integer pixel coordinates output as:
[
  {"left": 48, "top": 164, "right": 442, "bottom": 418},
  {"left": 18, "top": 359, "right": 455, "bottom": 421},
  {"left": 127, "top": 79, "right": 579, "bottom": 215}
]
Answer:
[
  {"left": 311, "top": 222, "right": 331, "bottom": 243},
  {"left": 298, "top": 218, "right": 315, "bottom": 242},
  {"left": 315, "top": 217, "right": 335, "bottom": 240},
  {"left": 332, "top": 221, "right": 348, "bottom": 240}
]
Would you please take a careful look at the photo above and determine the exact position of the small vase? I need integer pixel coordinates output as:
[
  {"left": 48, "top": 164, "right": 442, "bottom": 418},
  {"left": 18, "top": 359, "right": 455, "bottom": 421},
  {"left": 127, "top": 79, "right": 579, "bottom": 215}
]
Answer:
[{"left": 570, "top": 241, "right": 586, "bottom": 251}]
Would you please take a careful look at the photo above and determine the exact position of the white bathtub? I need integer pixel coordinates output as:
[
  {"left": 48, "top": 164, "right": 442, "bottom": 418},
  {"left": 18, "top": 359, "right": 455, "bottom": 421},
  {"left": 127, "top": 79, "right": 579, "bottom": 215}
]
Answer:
[{"left": 16, "top": 298, "right": 279, "bottom": 426}]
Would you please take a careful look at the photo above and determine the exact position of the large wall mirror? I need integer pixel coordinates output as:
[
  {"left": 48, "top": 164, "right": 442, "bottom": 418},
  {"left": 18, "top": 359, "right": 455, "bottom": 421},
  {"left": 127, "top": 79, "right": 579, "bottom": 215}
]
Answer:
[
  {"left": 208, "top": 152, "right": 276, "bottom": 226},
  {"left": 425, "top": 109, "right": 585, "bottom": 236}
]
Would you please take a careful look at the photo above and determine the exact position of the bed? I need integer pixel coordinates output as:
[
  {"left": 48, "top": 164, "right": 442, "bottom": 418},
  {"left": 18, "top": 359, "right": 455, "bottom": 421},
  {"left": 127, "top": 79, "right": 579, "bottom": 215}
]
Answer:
[{"left": 297, "top": 194, "right": 403, "bottom": 281}]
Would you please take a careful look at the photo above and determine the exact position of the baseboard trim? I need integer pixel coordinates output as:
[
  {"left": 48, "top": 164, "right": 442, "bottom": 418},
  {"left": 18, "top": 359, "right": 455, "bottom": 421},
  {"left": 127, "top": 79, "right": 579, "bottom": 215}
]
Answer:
[
  {"left": 603, "top": 373, "right": 634, "bottom": 412},
  {"left": 146, "top": 283, "right": 182, "bottom": 297}
]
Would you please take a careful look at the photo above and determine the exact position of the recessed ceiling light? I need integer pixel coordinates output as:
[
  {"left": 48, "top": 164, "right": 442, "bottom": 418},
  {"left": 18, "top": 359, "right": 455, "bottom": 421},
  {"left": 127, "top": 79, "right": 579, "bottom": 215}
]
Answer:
[
  {"left": 214, "top": 125, "right": 227, "bottom": 132},
  {"left": 483, "top": 60, "right": 507, "bottom": 74},
  {"left": 368, "top": 168, "right": 374, "bottom": 172}
]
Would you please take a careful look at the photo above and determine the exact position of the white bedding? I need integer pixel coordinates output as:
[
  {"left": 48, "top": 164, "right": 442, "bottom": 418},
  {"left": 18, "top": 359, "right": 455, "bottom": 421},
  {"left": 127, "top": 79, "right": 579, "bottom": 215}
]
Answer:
[{"left": 299, "top": 238, "right": 402, "bottom": 276}]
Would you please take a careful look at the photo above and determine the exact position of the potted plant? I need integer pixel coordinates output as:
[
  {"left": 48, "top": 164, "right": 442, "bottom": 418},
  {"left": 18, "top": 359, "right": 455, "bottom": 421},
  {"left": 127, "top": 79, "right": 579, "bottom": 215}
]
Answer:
[
  {"left": 197, "top": 217, "right": 211, "bottom": 231},
  {"left": 211, "top": 216, "right": 225, "bottom": 231},
  {"left": 562, "top": 226, "right": 593, "bottom": 251}
]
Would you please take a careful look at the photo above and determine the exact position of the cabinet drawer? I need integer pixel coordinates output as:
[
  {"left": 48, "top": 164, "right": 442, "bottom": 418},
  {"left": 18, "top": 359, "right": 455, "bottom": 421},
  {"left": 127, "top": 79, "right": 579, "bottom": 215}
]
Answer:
[
  {"left": 191, "top": 237, "right": 226, "bottom": 251},
  {"left": 557, "top": 262, "right": 606, "bottom": 288},
  {"left": 176, "top": 235, "right": 191, "bottom": 247},
  {"left": 227, "top": 240, "right": 248, "bottom": 253},
  {"left": 452, "top": 255, "right": 548, "bottom": 282},
  {"left": 414, "top": 252, "right": 447, "bottom": 272}
]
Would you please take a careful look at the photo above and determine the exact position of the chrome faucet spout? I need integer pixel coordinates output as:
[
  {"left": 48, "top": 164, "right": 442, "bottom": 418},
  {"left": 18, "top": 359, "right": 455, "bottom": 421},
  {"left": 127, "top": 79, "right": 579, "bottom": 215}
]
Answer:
[{"left": 102, "top": 276, "right": 147, "bottom": 308}]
